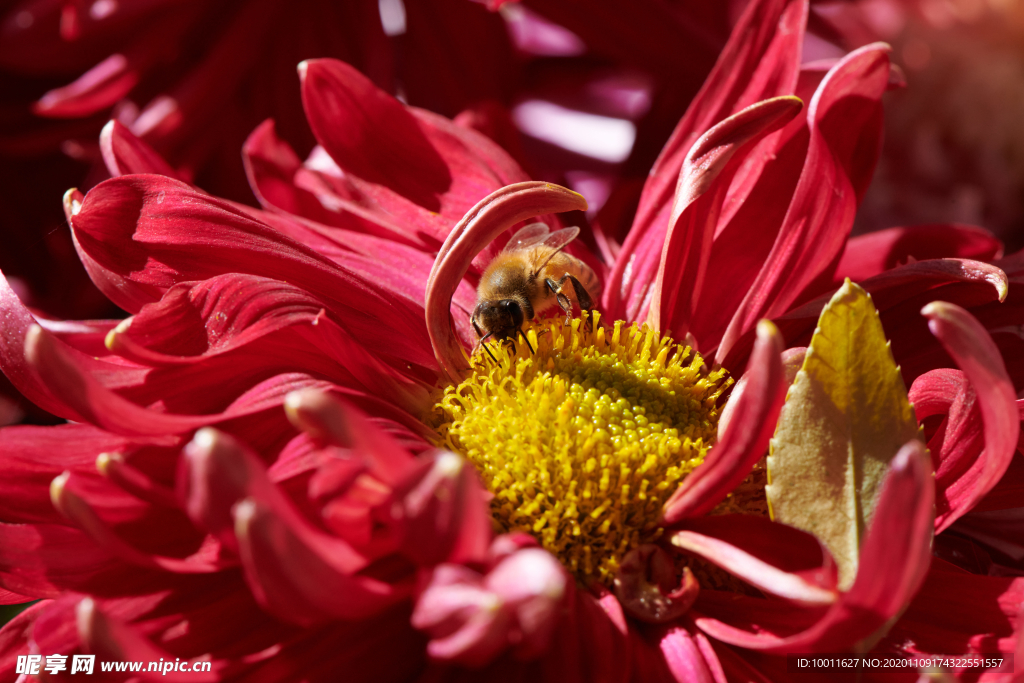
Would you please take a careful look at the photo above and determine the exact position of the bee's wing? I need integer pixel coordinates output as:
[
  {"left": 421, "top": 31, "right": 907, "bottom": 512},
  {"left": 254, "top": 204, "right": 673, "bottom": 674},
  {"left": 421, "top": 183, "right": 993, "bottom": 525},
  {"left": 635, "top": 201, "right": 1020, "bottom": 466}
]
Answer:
[
  {"left": 536, "top": 226, "right": 580, "bottom": 252},
  {"left": 505, "top": 222, "right": 553, "bottom": 252}
]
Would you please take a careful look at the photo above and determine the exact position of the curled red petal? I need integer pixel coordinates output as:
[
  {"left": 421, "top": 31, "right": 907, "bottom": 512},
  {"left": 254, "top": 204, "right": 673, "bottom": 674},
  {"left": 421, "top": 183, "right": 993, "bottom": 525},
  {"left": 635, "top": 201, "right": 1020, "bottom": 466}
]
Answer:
[
  {"left": 646, "top": 96, "right": 804, "bottom": 337},
  {"left": 49, "top": 472, "right": 228, "bottom": 574},
  {"left": 401, "top": 450, "right": 492, "bottom": 567},
  {"left": 920, "top": 302, "right": 1020, "bottom": 532},
  {"left": 425, "top": 182, "right": 587, "bottom": 381},
  {"left": 836, "top": 224, "right": 1004, "bottom": 283},
  {"left": 662, "top": 320, "right": 785, "bottom": 523}
]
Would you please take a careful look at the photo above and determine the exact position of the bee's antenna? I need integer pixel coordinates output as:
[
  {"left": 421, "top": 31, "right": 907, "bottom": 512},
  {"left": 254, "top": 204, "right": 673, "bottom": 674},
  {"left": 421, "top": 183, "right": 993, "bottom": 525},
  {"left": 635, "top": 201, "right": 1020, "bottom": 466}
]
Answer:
[
  {"left": 481, "top": 341, "right": 498, "bottom": 363},
  {"left": 518, "top": 328, "right": 535, "bottom": 354}
]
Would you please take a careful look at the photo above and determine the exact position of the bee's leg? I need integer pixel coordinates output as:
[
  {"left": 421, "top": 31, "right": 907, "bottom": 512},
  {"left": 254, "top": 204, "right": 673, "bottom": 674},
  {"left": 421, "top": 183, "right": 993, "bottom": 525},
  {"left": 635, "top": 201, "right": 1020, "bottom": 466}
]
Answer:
[
  {"left": 507, "top": 338, "right": 517, "bottom": 355},
  {"left": 566, "top": 275, "right": 595, "bottom": 332},
  {"left": 545, "top": 278, "right": 574, "bottom": 325},
  {"left": 546, "top": 275, "right": 595, "bottom": 327},
  {"left": 517, "top": 328, "right": 535, "bottom": 354},
  {"left": 474, "top": 330, "right": 499, "bottom": 363}
]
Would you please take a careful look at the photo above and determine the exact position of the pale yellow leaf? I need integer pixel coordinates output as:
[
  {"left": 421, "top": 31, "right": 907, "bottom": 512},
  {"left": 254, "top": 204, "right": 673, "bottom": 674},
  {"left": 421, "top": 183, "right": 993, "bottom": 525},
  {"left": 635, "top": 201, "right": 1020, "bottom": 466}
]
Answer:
[{"left": 766, "top": 279, "right": 921, "bottom": 590}]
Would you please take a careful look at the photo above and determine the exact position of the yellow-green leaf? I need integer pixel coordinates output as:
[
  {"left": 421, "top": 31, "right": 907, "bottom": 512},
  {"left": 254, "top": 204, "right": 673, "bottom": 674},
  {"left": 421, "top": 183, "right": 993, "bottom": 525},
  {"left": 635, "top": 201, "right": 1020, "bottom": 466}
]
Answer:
[{"left": 766, "top": 279, "right": 921, "bottom": 590}]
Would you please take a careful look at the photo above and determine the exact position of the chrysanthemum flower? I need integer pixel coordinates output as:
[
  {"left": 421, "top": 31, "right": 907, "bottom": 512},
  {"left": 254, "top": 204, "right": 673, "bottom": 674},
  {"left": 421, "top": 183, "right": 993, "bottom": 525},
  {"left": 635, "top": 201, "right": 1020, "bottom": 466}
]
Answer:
[{"left": 1, "top": 0, "right": 1022, "bottom": 680}]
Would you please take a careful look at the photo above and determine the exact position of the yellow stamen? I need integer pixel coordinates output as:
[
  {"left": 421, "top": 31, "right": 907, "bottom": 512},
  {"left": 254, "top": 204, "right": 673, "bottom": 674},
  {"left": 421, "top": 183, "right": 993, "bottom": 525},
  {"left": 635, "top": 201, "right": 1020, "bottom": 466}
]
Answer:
[{"left": 432, "top": 312, "right": 731, "bottom": 585}]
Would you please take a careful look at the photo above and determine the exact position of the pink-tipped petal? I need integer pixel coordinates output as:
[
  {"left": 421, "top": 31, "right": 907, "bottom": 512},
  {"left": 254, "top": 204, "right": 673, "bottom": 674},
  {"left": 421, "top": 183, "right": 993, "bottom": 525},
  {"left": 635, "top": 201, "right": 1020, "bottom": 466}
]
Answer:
[
  {"left": 283, "top": 389, "right": 416, "bottom": 486},
  {"left": 33, "top": 53, "right": 140, "bottom": 118},
  {"left": 77, "top": 597, "right": 220, "bottom": 682},
  {"left": 50, "top": 471, "right": 227, "bottom": 574},
  {"left": 401, "top": 451, "right": 492, "bottom": 567},
  {"left": 920, "top": 302, "right": 1019, "bottom": 532},
  {"left": 425, "top": 182, "right": 587, "bottom": 380},
  {"left": 663, "top": 320, "right": 785, "bottom": 523},
  {"left": 645, "top": 96, "right": 804, "bottom": 337}
]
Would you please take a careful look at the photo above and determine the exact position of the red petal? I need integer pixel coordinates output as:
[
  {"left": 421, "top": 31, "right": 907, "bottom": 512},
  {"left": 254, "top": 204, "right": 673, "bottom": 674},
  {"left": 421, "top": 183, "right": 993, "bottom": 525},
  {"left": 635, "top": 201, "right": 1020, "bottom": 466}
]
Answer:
[
  {"left": 50, "top": 472, "right": 228, "bottom": 575},
  {"left": 609, "top": 0, "right": 807, "bottom": 320},
  {"left": 662, "top": 320, "right": 785, "bottom": 522},
  {"left": 32, "top": 53, "right": 140, "bottom": 118},
  {"left": 299, "top": 58, "right": 452, "bottom": 212},
  {"left": 99, "top": 119, "right": 180, "bottom": 179},
  {"left": 425, "top": 182, "right": 588, "bottom": 381},
  {"left": 919, "top": 302, "right": 1020, "bottom": 532},
  {"left": 645, "top": 97, "right": 804, "bottom": 338},
  {"left": 0, "top": 424, "right": 134, "bottom": 525},
  {"left": 658, "top": 626, "right": 723, "bottom": 683},
  {"left": 720, "top": 257, "right": 1008, "bottom": 374},
  {"left": 70, "top": 175, "right": 434, "bottom": 369},
  {"left": 878, "top": 557, "right": 1022, "bottom": 663},
  {"left": 836, "top": 224, "right": 1004, "bottom": 283},
  {"left": 670, "top": 515, "right": 838, "bottom": 605},
  {"left": 234, "top": 497, "right": 408, "bottom": 626},
  {"left": 716, "top": 43, "right": 892, "bottom": 364}
]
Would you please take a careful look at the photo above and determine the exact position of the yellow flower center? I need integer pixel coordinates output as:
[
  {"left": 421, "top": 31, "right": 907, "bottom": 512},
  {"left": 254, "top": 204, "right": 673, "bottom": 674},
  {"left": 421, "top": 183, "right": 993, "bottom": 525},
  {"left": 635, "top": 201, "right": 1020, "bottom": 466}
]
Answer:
[{"left": 432, "top": 312, "right": 731, "bottom": 585}]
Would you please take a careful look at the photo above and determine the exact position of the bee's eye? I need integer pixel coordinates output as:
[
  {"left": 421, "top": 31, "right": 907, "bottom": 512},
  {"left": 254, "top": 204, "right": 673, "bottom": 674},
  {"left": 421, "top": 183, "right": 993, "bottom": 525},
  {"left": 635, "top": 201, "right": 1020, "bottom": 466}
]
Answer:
[{"left": 502, "top": 300, "right": 524, "bottom": 327}]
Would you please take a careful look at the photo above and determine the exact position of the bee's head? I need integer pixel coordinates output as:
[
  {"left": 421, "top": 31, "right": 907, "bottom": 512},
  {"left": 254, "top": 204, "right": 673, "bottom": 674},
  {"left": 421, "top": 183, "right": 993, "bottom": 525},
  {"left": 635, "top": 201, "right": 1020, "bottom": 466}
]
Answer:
[{"left": 472, "top": 299, "right": 524, "bottom": 340}]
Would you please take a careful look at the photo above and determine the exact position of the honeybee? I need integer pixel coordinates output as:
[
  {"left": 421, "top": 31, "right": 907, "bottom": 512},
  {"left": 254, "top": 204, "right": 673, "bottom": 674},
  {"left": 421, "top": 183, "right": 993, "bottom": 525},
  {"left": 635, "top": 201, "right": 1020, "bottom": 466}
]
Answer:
[{"left": 472, "top": 222, "right": 601, "bottom": 357}]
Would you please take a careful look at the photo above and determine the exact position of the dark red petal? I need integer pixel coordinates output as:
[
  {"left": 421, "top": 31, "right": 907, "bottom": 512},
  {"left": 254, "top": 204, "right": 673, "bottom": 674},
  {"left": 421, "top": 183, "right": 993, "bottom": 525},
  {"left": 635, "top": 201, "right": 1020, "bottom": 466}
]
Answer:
[
  {"left": 50, "top": 472, "right": 228, "bottom": 574},
  {"left": 0, "top": 600, "right": 48, "bottom": 676},
  {"left": 401, "top": 451, "right": 492, "bottom": 567},
  {"left": 0, "top": 522, "right": 166, "bottom": 599},
  {"left": 919, "top": 302, "right": 1020, "bottom": 532},
  {"left": 836, "top": 224, "right": 1004, "bottom": 283},
  {"left": 99, "top": 119, "right": 180, "bottom": 179},
  {"left": 716, "top": 43, "right": 893, "bottom": 364},
  {"left": 646, "top": 97, "right": 803, "bottom": 338},
  {"left": 0, "top": 273, "right": 87, "bottom": 422},
  {"left": 0, "top": 424, "right": 135, "bottom": 525},
  {"left": 877, "top": 558, "right": 1022, "bottom": 663},
  {"left": 662, "top": 320, "right": 785, "bottom": 523}
]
